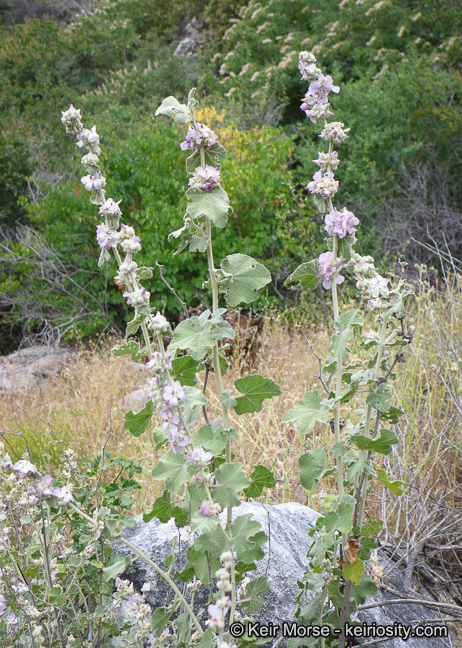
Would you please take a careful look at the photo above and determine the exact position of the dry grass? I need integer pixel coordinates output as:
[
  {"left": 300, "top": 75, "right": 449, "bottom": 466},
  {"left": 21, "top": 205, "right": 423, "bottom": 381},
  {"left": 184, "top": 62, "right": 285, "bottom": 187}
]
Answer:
[{"left": 1, "top": 275, "right": 461, "bottom": 546}]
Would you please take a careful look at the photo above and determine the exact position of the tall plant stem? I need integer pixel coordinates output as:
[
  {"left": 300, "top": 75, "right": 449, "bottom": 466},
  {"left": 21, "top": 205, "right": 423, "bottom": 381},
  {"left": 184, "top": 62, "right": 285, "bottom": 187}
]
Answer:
[
  {"left": 356, "top": 314, "right": 390, "bottom": 527},
  {"left": 330, "top": 234, "right": 344, "bottom": 505},
  {"left": 200, "top": 145, "right": 233, "bottom": 530},
  {"left": 67, "top": 503, "right": 204, "bottom": 637}
]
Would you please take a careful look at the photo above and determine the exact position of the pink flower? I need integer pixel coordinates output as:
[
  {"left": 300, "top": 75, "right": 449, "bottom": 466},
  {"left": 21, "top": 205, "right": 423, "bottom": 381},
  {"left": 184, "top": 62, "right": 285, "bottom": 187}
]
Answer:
[
  {"left": 12, "top": 460, "right": 36, "bottom": 479},
  {"left": 180, "top": 123, "right": 218, "bottom": 151},
  {"left": 188, "top": 166, "right": 221, "bottom": 192},
  {"left": 53, "top": 486, "right": 74, "bottom": 505},
  {"left": 317, "top": 251, "right": 345, "bottom": 290},
  {"left": 186, "top": 447, "right": 214, "bottom": 468},
  {"left": 162, "top": 380, "right": 186, "bottom": 408},
  {"left": 81, "top": 172, "right": 105, "bottom": 192},
  {"left": 96, "top": 223, "right": 118, "bottom": 250},
  {"left": 200, "top": 503, "right": 211, "bottom": 516},
  {"left": 324, "top": 207, "right": 359, "bottom": 238},
  {"left": 0, "top": 594, "right": 6, "bottom": 616}
]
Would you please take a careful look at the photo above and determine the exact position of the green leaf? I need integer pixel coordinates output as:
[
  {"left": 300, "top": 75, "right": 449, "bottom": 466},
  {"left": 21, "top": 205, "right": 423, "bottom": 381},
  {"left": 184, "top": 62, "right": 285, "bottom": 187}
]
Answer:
[
  {"left": 220, "top": 254, "right": 271, "bottom": 307},
  {"left": 376, "top": 468, "right": 404, "bottom": 496},
  {"left": 337, "top": 495, "right": 356, "bottom": 534},
  {"left": 126, "top": 314, "right": 145, "bottom": 337},
  {"left": 155, "top": 96, "right": 192, "bottom": 124},
  {"left": 186, "top": 186, "right": 231, "bottom": 228},
  {"left": 284, "top": 260, "right": 321, "bottom": 291},
  {"left": 188, "top": 528, "right": 228, "bottom": 583},
  {"left": 314, "top": 194, "right": 329, "bottom": 213},
  {"left": 366, "top": 384, "right": 393, "bottom": 413},
  {"left": 299, "top": 448, "right": 328, "bottom": 491},
  {"left": 213, "top": 462, "right": 250, "bottom": 508},
  {"left": 380, "top": 405, "right": 404, "bottom": 424},
  {"left": 350, "top": 429, "right": 398, "bottom": 455},
  {"left": 189, "top": 234, "right": 209, "bottom": 253},
  {"left": 336, "top": 310, "right": 364, "bottom": 330},
  {"left": 143, "top": 491, "right": 188, "bottom": 527},
  {"left": 239, "top": 576, "right": 269, "bottom": 615},
  {"left": 151, "top": 608, "right": 173, "bottom": 637},
  {"left": 233, "top": 375, "right": 281, "bottom": 415},
  {"left": 183, "top": 386, "right": 207, "bottom": 426},
  {"left": 198, "top": 628, "right": 216, "bottom": 648},
  {"left": 171, "top": 356, "right": 201, "bottom": 387},
  {"left": 168, "top": 317, "right": 215, "bottom": 361},
  {"left": 124, "top": 401, "right": 153, "bottom": 437},
  {"left": 360, "top": 518, "right": 383, "bottom": 537},
  {"left": 151, "top": 452, "right": 190, "bottom": 493},
  {"left": 185, "top": 144, "right": 228, "bottom": 173},
  {"left": 112, "top": 340, "right": 140, "bottom": 360},
  {"left": 282, "top": 390, "right": 330, "bottom": 435},
  {"left": 136, "top": 266, "right": 154, "bottom": 280},
  {"left": 351, "top": 574, "right": 378, "bottom": 605},
  {"left": 49, "top": 585, "right": 65, "bottom": 605},
  {"left": 102, "top": 556, "right": 132, "bottom": 582},
  {"left": 194, "top": 425, "right": 228, "bottom": 456},
  {"left": 243, "top": 465, "right": 276, "bottom": 498},
  {"left": 152, "top": 427, "right": 169, "bottom": 450},
  {"left": 230, "top": 514, "right": 263, "bottom": 554},
  {"left": 220, "top": 390, "right": 237, "bottom": 410},
  {"left": 343, "top": 558, "right": 365, "bottom": 586}
]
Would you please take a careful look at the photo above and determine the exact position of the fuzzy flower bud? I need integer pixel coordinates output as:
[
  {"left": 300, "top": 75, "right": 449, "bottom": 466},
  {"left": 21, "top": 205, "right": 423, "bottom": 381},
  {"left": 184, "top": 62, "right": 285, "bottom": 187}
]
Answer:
[
  {"left": 149, "top": 312, "right": 170, "bottom": 333},
  {"left": 123, "top": 287, "right": 150, "bottom": 308},
  {"left": 320, "top": 121, "right": 350, "bottom": 145},
  {"left": 307, "top": 171, "right": 339, "bottom": 198},
  {"left": 81, "top": 152, "right": 100, "bottom": 172},
  {"left": 61, "top": 104, "right": 83, "bottom": 135},
  {"left": 76, "top": 125, "right": 101, "bottom": 153},
  {"left": 188, "top": 165, "right": 221, "bottom": 192},
  {"left": 313, "top": 150, "right": 340, "bottom": 171},
  {"left": 298, "top": 51, "right": 322, "bottom": 81},
  {"left": 324, "top": 207, "right": 359, "bottom": 238},
  {"left": 99, "top": 198, "right": 122, "bottom": 218},
  {"left": 180, "top": 123, "right": 218, "bottom": 151}
]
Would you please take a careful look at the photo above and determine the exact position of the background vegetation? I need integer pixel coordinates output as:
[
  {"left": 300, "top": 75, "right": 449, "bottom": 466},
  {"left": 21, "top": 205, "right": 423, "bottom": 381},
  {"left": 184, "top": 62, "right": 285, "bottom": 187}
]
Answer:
[{"left": 0, "top": 0, "right": 461, "bottom": 349}]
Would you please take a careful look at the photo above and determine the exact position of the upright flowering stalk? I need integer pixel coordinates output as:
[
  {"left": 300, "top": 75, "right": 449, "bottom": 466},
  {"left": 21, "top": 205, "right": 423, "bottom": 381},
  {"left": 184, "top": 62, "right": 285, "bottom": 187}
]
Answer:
[
  {"left": 284, "top": 52, "right": 412, "bottom": 646},
  {"left": 62, "top": 95, "right": 279, "bottom": 646}
]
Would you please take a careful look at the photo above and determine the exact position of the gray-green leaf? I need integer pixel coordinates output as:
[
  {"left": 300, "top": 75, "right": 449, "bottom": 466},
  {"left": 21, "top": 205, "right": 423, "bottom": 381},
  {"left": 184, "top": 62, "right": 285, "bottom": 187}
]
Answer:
[
  {"left": 233, "top": 375, "right": 281, "bottom": 415},
  {"left": 168, "top": 316, "right": 216, "bottom": 361},
  {"left": 186, "top": 186, "right": 231, "bottom": 229},
  {"left": 282, "top": 390, "right": 331, "bottom": 435},
  {"left": 220, "top": 254, "right": 271, "bottom": 307},
  {"left": 285, "top": 260, "right": 321, "bottom": 291},
  {"left": 124, "top": 401, "right": 153, "bottom": 437},
  {"left": 299, "top": 448, "right": 328, "bottom": 491},
  {"left": 155, "top": 96, "right": 192, "bottom": 124}
]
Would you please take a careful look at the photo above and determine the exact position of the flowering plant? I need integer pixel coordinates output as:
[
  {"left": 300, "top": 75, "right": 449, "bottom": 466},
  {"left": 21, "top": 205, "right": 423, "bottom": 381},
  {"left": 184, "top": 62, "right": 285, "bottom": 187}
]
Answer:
[
  {"left": 283, "top": 51, "right": 412, "bottom": 646},
  {"left": 55, "top": 88, "right": 283, "bottom": 647}
]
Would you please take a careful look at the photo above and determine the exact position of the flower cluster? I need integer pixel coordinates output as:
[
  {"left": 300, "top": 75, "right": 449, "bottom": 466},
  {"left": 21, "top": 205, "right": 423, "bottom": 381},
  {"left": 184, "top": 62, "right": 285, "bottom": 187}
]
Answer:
[
  {"left": 299, "top": 51, "right": 339, "bottom": 124},
  {"left": 351, "top": 252, "right": 390, "bottom": 308},
  {"left": 313, "top": 150, "right": 340, "bottom": 171},
  {"left": 200, "top": 499, "right": 221, "bottom": 516},
  {"left": 180, "top": 122, "right": 218, "bottom": 151},
  {"left": 96, "top": 223, "right": 118, "bottom": 250},
  {"left": 307, "top": 171, "right": 339, "bottom": 198},
  {"left": 188, "top": 165, "right": 222, "bottom": 192},
  {"left": 123, "top": 287, "right": 150, "bottom": 309},
  {"left": 112, "top": 578, "right": 160, "bottom": 646},
  {"left": 320, "top": 121, "right": 350, "bottom": 146},
  {"left": 324, "top": 207, "right": 359, "bottom": 239},
  {"left": 317, "top": 251, "right": 345, "bottom": 290},
  {"left": 206, "top": 551, "right": 234, "bottom": 632}
]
